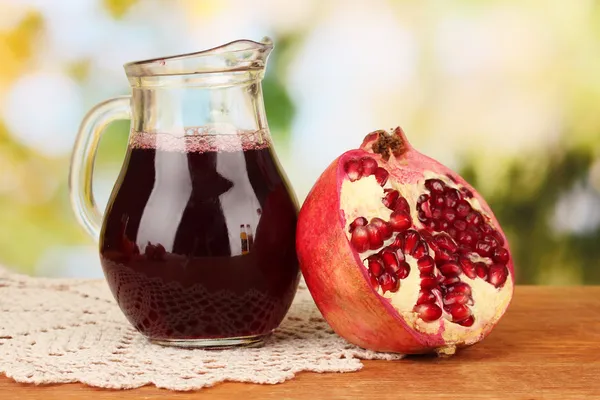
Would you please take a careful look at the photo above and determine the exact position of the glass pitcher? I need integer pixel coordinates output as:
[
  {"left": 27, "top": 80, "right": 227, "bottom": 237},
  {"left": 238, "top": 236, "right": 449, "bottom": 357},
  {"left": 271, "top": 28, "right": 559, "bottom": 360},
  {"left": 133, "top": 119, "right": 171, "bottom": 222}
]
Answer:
[{"left": 69, "top": 39, "right": 300, "bottom": 349}]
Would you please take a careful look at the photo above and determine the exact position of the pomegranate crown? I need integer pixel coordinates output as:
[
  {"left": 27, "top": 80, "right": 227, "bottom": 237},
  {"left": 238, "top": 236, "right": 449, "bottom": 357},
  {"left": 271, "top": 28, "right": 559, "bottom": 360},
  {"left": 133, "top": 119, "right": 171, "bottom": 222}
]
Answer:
[{"left": 362, "top": 127, "right": 410, "bottom": 161}]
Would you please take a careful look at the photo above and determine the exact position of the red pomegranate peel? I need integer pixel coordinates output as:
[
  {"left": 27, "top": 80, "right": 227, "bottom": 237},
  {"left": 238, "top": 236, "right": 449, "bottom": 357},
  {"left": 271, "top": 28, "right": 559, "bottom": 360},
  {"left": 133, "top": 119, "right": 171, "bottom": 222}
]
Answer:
[{"left": 297, "top": 127, "right": 514, "bottom": 355}]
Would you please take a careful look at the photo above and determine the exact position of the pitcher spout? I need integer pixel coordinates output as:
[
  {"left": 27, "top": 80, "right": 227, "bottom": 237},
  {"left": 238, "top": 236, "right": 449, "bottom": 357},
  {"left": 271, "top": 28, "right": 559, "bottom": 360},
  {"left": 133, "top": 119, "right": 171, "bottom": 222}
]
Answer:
[{"left": 124, "top": 37, "right": 273, "bottom": 79}]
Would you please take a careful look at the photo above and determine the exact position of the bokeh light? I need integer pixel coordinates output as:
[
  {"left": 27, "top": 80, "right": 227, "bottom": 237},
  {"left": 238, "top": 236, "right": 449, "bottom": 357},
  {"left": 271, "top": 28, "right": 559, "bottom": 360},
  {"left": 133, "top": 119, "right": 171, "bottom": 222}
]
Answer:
[{"left": 0, "top": 0, "right": 598, "bottom": 284}]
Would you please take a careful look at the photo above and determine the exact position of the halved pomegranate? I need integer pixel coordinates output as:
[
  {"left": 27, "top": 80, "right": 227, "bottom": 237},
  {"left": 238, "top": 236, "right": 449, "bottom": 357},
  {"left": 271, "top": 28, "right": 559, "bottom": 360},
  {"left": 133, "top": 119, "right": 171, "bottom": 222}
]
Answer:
[{"left": 297, "top": 127, "right": 514, "bottom": 355}]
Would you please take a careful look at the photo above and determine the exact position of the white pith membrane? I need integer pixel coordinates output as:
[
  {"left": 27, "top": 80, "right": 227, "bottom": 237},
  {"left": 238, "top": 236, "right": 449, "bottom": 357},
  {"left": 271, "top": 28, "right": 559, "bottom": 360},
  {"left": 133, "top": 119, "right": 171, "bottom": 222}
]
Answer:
[{"left": 340, "top": 166, "right": 513, "bottom": 348}]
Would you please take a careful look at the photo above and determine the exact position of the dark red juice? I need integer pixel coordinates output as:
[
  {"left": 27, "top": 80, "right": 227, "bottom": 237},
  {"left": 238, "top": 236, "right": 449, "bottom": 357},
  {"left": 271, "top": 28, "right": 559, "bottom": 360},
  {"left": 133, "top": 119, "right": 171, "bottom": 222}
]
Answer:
[{"left": 99, "top": 131, "right": 300, "bottom": 341}]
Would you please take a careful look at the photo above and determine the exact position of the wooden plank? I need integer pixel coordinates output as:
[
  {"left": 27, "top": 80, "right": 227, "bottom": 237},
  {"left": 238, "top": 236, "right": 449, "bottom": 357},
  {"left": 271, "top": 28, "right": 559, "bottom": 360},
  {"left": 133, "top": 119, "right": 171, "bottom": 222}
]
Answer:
[{"left": 1, "top": 286, "right": 599, "bottom": 399}]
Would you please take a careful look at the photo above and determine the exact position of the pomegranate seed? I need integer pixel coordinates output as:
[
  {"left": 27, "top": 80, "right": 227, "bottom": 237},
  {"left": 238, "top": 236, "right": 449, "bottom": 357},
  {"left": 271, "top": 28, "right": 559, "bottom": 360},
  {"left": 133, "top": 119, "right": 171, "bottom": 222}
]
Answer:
[
  {"left": 417, "top": 194, "right": 430, "bottom": 205},
  {"left": 432, "top": 207, "right": 443, "bottom": 220},
  {"left": 432, "top": 195, "right": 445, "bottom": 207},
  {"left": 483, "top": 235, "right": 500, "bottom": 249},
  {"left": 417, "top": 289, "right": 437, "bottom": 305},
  {"left": 344, "top": 159, "right": 363, "bottom": 182},
  {"left": 456, "top": 200, "right": 471, "bottom": 218},
  {"left": 439, "top": 262, "right": 462, "bottom": 277},
  {"left": 425, "top": 179, "right": 446, "bottom": 194},
  {"left": 465, "top": 211, "right": 482, "bottom": 226},
  {"left": 466, "top": 225, "right": 482, "bottom": 239},
  {"left": 374, "top": 167, "right": 389, "bottom": 186},
  {"left": 456, "top": 315, "right": 475, "bottom": 327},
  {"left": 440, "top": 276, "right": 461, "bottom": 286},
  {"left": 492, "top": 230, "right": 505, "bottom": 246},
  {"left": 446, "top": 282, "right": 472, "bottom": 296},
  {"left": 391, "top": 246, "right": 406, "bottom": 262},
  {"left": 475, "top": 240, "right": 493, "bottom": 257},
  {"left": 460, "top": 188, "right": 473, "bottom": 199},
  {"left": 395, "top": 197, "right": 411, "bottom": 214},
  {"left": 420, "top": 229, "right": 434, "bottom": 242},
  {"left": 389, "top": 211, "right": 411, "bottom": 232},
  {"left": 381, "top": 250, "right": 399, "bottom": 272},
  {"left": 434, "top": 233, "right": 458, "bottom": 252},
  {"left": 367, "top": 255, "right": 385, "bottom": 277},
  {"left": 379, "top": 273, "right": 400, "bottom": 293},
  {"left": 481, "top": 223, "right": 493, "bottom": 234},
  {"left": 382, "top": 189, "right": 400, "bottom": 209},
  {"left": 459, "top": 257, "right": 477, "bottom": 279},
  {"left": 445, "top": 189, "right": 461, "bottom": 208},
  {"left": 390, "top": 233, "right": 404, "bottom": 249},
  {"left": 360, "top": 157, "right": 378, "bottom": 176},
  {"left": 412, "top": 240, "right": 429, "bottom": 259},
  {"left": 442, "top": 207, "right": 457, "bottom": 222},
  {"left": 439, "top": 220, "right": 450, "bottom": 231},
  {"left": 457, "top": 231, "right": 475, "bottom": 246},
  {"left": 349, "top": 216, "right": 368, "bottom": 233},
  {"left": 475, "top": 262, "right": 488, "bottom": 279},
  {"left": 420, "top": 276, "right": 438, "bottom": 289},
  {"left": 492, "top": 247, "right": 510, "bottom": 264},
  {"left": 369, "top": 273, "right": 379, "bottom": 291},
  {"left": 414, "top": 304, "right": 442, "bottom": 322},
  {"left": 418, "top": 210, "right": 428, "bottom": 222},
  {"left": 396, "top": 261, "right": 411, "bottom": 279},
  {"left": 443, "top": 292, "right": 470, "bottom": 306},
  {"left": 460, "top": 187, "right": 474, "bottom": 198},
  {"left": 447, "top": 227, "right": 458, "bottom": 238},
  {"left": 488, "top": 264, "right": 509, "bottom": 288},
  {"left": 434, "top": 248, "right": 454, "bottom": 264},
  {"left": 424, "top": 219, "right": 437, "bottom": 230},
  {"left": 366, "top": 224, "right": 384, "bottom": 250},
  {"left": 351, "top": 226, "right": 369, "bottom": 252},
  {"left": 457, "top": 245, "right": 472, "bottom": 254},
  {"left": 453, "top": 219, "right": 467, "bottom": 231},
  {"left": 446, "top": 303, "right": 472, "bottom": 322},
  {"left": 370, "top": 217, "right": 393, "bottom": 240},
  {"left": 403, "top": 230, "right": 420, "bottom": 255},
  {"left": 419, "top": 200, "right": 432, "bottom": 219},
  {"left": 417, "top": 255, "right": 435, "bottom": 274}
]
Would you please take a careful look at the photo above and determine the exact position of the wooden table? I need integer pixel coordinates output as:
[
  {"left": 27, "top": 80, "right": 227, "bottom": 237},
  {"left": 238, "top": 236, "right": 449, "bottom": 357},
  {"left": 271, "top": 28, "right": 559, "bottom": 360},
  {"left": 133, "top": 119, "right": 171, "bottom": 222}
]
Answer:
[{"left": 2, "top": 286, "right": 599, "bottom": 399}]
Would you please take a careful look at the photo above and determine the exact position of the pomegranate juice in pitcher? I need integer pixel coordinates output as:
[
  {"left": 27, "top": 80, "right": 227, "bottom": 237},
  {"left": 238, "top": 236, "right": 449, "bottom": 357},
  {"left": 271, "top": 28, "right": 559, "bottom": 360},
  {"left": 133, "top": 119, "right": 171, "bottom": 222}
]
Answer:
[
  {"left": 100, "top": 130, "right": 299, "bottom": 343},
  {"left": 70, "top": 39, "right": 300, "bottom": 348}
]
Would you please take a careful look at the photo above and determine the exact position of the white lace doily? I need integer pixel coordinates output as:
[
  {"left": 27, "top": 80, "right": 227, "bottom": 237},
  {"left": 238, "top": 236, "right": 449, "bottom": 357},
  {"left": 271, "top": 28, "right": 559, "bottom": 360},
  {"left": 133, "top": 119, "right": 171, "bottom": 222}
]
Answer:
[{"left": 0, "top": 266, "right": 402, "bottom": 391}]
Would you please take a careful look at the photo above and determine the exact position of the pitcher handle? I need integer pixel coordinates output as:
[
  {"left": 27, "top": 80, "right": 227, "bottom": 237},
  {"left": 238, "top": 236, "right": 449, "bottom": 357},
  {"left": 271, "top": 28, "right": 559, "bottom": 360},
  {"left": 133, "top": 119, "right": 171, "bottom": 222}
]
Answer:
[{"left": 69, "top": 96, "right": 131, "bottom": 240}]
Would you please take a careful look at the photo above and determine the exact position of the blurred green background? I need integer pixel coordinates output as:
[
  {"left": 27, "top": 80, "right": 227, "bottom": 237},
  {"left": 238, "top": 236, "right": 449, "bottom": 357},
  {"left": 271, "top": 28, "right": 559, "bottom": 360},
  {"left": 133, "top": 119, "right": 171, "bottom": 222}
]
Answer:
[{"left": 0, "top": 0, "right": 599, "bottom": 283}]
